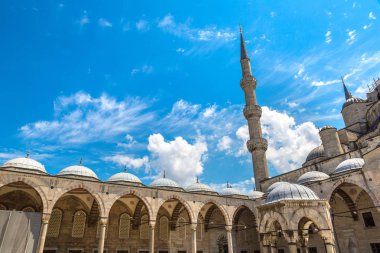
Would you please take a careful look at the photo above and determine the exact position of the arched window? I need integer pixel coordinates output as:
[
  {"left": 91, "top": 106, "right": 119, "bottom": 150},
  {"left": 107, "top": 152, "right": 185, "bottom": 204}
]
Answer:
[
  {"left": 140, "top": 214, "right": 149, "bottom": 239},
  {"left": 177, "top": 217, "right": 186, "bottom": 240},
  {"left": 159, "top": 216, "right": 169, "bottom": 241},
  {"left": 0, "top": 204, "right": 6, "bottom": 210},
  {"left": 22, "top": 206, "right": 35, "bottom": 212},
  {"left": 197, "top": 218, "right": 203, "bottom": 241},
  {"left": 119, "top": 213, "right": 131, "bottom": 239},
  {"left": 47, "top": 208, "right": 63, "bottom": 237},
  {"left": 72, "top": 210, "right": 86, "bottom": 238}
]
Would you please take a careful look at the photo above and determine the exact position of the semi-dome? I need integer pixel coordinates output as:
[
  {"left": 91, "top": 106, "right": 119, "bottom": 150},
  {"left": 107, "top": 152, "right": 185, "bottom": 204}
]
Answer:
[
  {"left": 305, "top": 145, "right": 325, "bottom": 163},
  {"left": 107, "top": 171, "right": 142, "bottom": 185},
  {"left": 342, "top": 97, "right": 366, "bottom": 109},
  {"left": 267, "top": 182, "right": 289, "bottom": 193},
  {"left": 150, "top": 175, "right": 182, "bottom": 190},
  {"left": 57, "top": 164, "right": 98, "bottom": 180},
  {"left": 1, "top": 156, "right": 47, "bottom": 174},
  {"left": 266, "top": 183, "right": 319, "bottom": 203},
  {"left": 297, "top": 171, "right": 330, "bottom": 185},
  {"left": 248, "top": 190, "right": 264, "bottom": 199},
  {"left": 186, "top": 179, "right": 216, "bottom": 193},
  {"left": 335, "top": 158, "right": 365, "bottom": 174}
]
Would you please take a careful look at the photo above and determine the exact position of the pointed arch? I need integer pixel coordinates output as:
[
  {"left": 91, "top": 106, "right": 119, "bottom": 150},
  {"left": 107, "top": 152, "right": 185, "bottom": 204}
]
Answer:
[
  {"left": 156, "top": 195, "right": 195, "bottom": 224},
  {"left": 197, "top": 201, "right": 230, "bottom": 229}
]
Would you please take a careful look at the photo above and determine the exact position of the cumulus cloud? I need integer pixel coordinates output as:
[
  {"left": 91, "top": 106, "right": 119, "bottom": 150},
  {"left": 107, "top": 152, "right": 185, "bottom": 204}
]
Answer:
[
  {"left": 346, "top": 29, "right": 357, "bottom": 44},
  {"left": 369, "top": 12, "right": 376, "bottom": 20},
  {"left": 147, "top": 133, "right": 207, "bottom": 186},
  {"left": 98, "top": 18, "right": 112, "bottom": 28},
  {"left": 217, "top": 136, "right": 232, "bottom": 151},
  {"left": 20, "top": 92, "right": 154, "bottom": 145},
  {"left": 103, "top": 154, "right": 150, "bottom": 171},
  {"left": 325, "top": 31, "right": 332, "bottom": 44}
]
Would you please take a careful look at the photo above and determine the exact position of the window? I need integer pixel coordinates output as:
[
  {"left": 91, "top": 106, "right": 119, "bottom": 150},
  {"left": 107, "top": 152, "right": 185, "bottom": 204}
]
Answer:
[
  {"left": 371, "top": 243, "right": 380, "bottom": 253},
  {"left": 159, "top": 216, "right": 169, "bottom": 241},
  {"left": 177, "top": 217, "right": 186, "bottom": 239},
  {"left": 72, "top": 210, "right": 86, "bottom": 238},
  {"left": 158, "top": 251, "right": 169, "bottom": 253},
  {"left": 363, "top": 212, "right": 376, "bottom": 228},
  {"left": 140, "top": 215, "right": 149, "bottom": 239},
  {"left": 278, "top": 249, "right": 285, "bottom": 253},
  {"left": 309, "top": 248, "right": 318, "bottom": 253},
  {"left": 178, "top": 251, "right": 186, "bottom": 253},
  {"left": 47, "top": 209, "right": 62, "bottom": 238},
  {"left": 119, "top": 213, "right": 131, "bottom": 239},
  {"left": 116, "top": 251, "right": 128, "bottom": 253},
  {"left": 92, "top": 250, "right": 107, "bottom": 253},
  {"left": 68, "top": 250, "right": 83, "bottom": 253}
]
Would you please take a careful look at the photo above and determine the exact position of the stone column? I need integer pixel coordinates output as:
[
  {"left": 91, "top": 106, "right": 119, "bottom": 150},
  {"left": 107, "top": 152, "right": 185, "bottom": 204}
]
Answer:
[
  {"left": 270, "top": 237, "right": 278, "bottom": 253},
  {"left": 98, "top": 217, "right": 108, "bottom": 253},
  {"left": 260, "top": 233, "right": 271, "bottom": 253},
  {"left": 36, "top": 213, "right": 51, "bottom": 253},
  {"left": 320, "top": 231, "right": 336, "bottom": 253},
  {"left": 225, "top": 226, "right": 233, "bottom": 253},
  {"left": 191, "top": 224, "right": 197, "bottom": 253},
  {"left": 149, "top": 221, "right": 156, "bottom": 253},
  {"left": 286, "top": 231, "right": 298, "bottom": 253},
  {"left": 299, "top": 236, "right": 309, "bottom": 253},
  {"left": 324, "top": 239, "right": 336, "bottom": 253}
]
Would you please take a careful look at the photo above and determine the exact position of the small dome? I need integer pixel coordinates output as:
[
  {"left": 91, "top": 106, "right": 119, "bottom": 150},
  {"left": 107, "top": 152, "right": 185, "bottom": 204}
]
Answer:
[
  {"left": 335, "top": 158, "right": 365, "bottom": 174},
  {"left": 186, "top": 181, "right": 215, "bottom": 193},
  {"left": 57, "top": 165, "right": 98, "bottom": 180},
  {"left": 219, "top": 187, "right": 245, "bottom": 197},
  {"left": 297, "top": 171, "right": 330, "bottom": 185},
  {"left": 1, "top": 157, "right": 47, "bottom": 174},
  {"left": 107, "top": 171, "right": 142, "bottom": 185},
  {"left": 305, "top": 145, "right": 325, "bottom": 163},
  {"left": 266, "top": 183, "right": 319, "bottom": 203},
  {"left": 267, "top": 182, "right": 289, "bottom": 193},
  {"left": 342, "top": 97, "right": 366, "bottom": 109},
  {"left": 248, "top": 190, "right": 264, "bottom": 199},
  {"left": 150, "top": 177, "right": 182, "bottom": 190}
]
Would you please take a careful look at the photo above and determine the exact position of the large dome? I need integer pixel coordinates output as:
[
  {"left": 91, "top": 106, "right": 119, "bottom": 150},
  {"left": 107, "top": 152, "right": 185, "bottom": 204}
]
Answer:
[
  {"left": 107, "top": 171, "right": 142, "bottom": 185},
  {"left": 57, "top": 165, "right": 98, "bottom": 180},
  {"left": 248, "top": 190, "right": 264, "bottom": 199},
  {"left": 267, "top": 182, "right": 289, "bottom": 193},
  {"left": 335, "top": 158, "right": 365, "bottom": 174},
  {"left": 305, "top": 145, "right": 325, "bottom": 163},
  {"left": 297, "top": 171, "right": 330, "bottom": 185},
  {"left": 186, "top": 180, "right": 216, "bottom": 193},
  {"left": 150, "top": 177, "right": 182, "bottom": 190},
  {"left": 1, "top": 157, "right": 47, "bottom": 174},
  {"left": 266, "top": 183, "right": 319, "bottom": 203},
  {"left": 342, "top": 97, "right": 366, "bottom": 109}
]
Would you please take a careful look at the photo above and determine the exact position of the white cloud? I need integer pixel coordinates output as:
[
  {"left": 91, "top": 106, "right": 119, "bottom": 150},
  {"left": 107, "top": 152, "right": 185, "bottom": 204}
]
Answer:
[
  {"left": 79, "top": 11, "right": 89, "bottom": 26},
  {"left": 176, "top": 48, "right": 185, "bottom": 53},
  {"left": 363, "top": 24, "right": 372, "bottom": 30},
  {"left": 325, "top": 30, "right": 332, "bottom": 44},
  {"left": 202, "top": 105, "right": 217, "bottom": 118},
  {"left": 287, "top": 102, "right": 299, "bottom": 108},
  {"left": 117, "top": 134, "right": 137, "bottom": 149},
  {"left": 103, "top": 154, "right": 149, "bottom": 171},
  {"left": 136, "top": 19, "right": 150, "bottom": 32},
  {"left": 131, "top": 65, "right": 153, "bottom": 76},
  {"left": 147, "top": 133, "right": 207, "bottom": 186},
  {"left": 235, "top": 107, "right": 320, "bottom": 174},
  {"left": 98, "top": 18, "right": 112, "bottom": 28},
  {"left": 20, "top": 92, "right": 154, "bottom": 145},
  {"left": 209, "top": 178, "right": 255, "bottom": 194},
  {"left": 217, "top": 136, "right": 232, "bottom": 151},
  {"left": 346, "top": 29, "right": 357, "bottom": 45},
  {"left": 369, "top": 12, "right": 376, "bottom": 20},
  {"left": 311, "top": 79, "right": 340, "bottom": 86}
]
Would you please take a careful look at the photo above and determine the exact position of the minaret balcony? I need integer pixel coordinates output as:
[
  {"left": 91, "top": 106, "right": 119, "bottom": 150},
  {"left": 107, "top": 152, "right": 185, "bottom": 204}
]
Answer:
[
  {"left": 244, "top": 105, "right": 262, "bottom": 119},
  {"left": 240, "top": 76, "right": 257, "bottom": 90},
  {"left": 246, "top": 138, "right": 268, "bottom": 152}
]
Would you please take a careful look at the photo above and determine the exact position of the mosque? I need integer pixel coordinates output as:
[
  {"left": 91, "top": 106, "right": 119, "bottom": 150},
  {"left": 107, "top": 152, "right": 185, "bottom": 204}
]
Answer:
[{"left": 0, "top": 29, "right": 380, "bottom": 253}]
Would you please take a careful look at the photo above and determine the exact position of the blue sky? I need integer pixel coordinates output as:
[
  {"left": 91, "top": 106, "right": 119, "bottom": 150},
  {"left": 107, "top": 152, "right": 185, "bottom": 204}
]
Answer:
[{"left": 0, "top": 0, "right": 380, "bottom": 192}]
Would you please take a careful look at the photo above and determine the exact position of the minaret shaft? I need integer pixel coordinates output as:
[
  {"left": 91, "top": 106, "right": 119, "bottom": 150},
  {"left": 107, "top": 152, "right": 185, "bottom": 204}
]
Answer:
[{"left": 239, "top": 29, "right": 269, "bottom": 191}]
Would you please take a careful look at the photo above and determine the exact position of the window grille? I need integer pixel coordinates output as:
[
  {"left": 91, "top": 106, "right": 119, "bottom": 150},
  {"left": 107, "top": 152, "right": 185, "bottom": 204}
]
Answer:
[
  {"left": 47, "top": 209, "right": 63, "bottom": 237},
  {"left": 119, "top": 213, "right": 131, "bottom": 239},
  {"left": 72, "top": 210, "right": 86, "bottom": 238}
]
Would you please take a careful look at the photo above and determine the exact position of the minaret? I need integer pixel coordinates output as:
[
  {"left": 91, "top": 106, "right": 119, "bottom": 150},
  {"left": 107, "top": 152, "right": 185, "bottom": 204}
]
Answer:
[
  {"left": 239, "top": 27, "right": 269, "bottom": 191},
  {"left": 341, "top": 76, "right": 352, "bottom": 100}
]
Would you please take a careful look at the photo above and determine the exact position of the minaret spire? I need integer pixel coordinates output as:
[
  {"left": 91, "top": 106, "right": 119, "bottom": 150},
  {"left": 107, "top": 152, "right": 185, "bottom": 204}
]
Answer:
[
  {"left": 239, "top": 27, "right": 269, "bottom": 191},
  {"left": 341, "top": 76, "right": 352, "bottom": 100}
]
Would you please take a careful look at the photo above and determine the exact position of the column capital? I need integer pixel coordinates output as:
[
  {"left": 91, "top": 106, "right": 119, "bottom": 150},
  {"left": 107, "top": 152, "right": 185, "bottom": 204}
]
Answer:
[
  {"left": 41, "top": 213, "right": 51, "bottom": 224},
  {"left": 149, "top": 220, "right": 156, "bottom": 228},
  {"left": 99, "top": 217, "right": 108, "bottom": 226},
  {"left": 190, "top": 223, "right": 197, "bottom": 231},
  {"left": 225, "top": 225, "right": 233, "bottom": 232}
]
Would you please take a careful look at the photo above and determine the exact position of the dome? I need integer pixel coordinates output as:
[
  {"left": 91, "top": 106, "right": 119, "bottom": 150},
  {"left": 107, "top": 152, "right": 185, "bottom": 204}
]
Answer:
[
  {"left": 248, "top": 190, "right": 264, "bottom": 199},
  {"left": 1, "top": 157, "right": 47, "bottom": 174},
  {"left": 219, "top": 186, "right": 245, "bottom": 197},
  {"left": 107, "top": 171, "right": 142, "bottom": 185},
  {"left": 57, "top": 165, "right": 98, "bottom": 180},
  {"left": 267, "top": 182, "right": 289, "bottom": 193},
  {"left": 335, "top": 158, "right": 365, "bottom": 174},
  {"left": 305, "top": 145, "right": 325, "bottom": 163},
  {"left": 150, "top": 177, "right": 182, "bottom": 190},
  {"left": 297, "top": 171, "right": 330, "bottom": 185},
  {"left": 266, "top": 183, "right": 319, "bottom": 203},
  {"left": 342, "top": 97, "right": 366, "bottom": 109},
  {"left": 186, "top": 181, "right": 216, "bottom": 193}
]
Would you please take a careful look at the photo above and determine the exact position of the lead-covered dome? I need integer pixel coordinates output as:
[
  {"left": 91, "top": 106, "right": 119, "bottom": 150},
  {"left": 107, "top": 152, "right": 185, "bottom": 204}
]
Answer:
[
  {"left": 342, "top": 97, "right": 366, "bottom": 109},
  {"left": 107, "top": 171, "right": 142, "bottom": 185},
  {"left": 266, "top": 183, "right": 319, "bottom": 203},
  {"left": 248, "top": 190, "right": 264, "bottom": 199},
  {"left": 305, "top": 145, "right": 325, "bottom": 163},
  {"left": 335, "top": 158, "right": 365, "bottom": 174},
  {"left": 57, "top": 164, "right": 98, "bottom": 180},
  {"left": 186, "top": 179, "right": 216, "bottom": 194},
  {"left": 150, "top": 176, "right": 183, "bottom": 190},
  {"left": 267, "top": 182, "right": 289, "bottom": 193},
  {"left": 219, "top": 185, "right": 246, "bottom": 197},
  {"left": 1, "top": 156, "right": 47, "bottom": 174},
  {"left": 297, "top": 171, "right": 330, "bottom": 185}
]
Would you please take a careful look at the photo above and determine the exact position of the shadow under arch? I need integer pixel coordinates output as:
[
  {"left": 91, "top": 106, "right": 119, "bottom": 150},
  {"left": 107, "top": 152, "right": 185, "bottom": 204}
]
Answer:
[
  {"left": 232, "top": 205, "right": 257, "bottom": 228},
  {"left": 156, "top": 195, "right": 195, "bottom": 229},
  {"left": 197, "top": 201, "right": 229, "bottom": 232}
]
